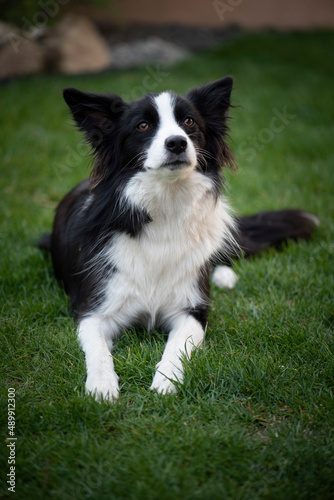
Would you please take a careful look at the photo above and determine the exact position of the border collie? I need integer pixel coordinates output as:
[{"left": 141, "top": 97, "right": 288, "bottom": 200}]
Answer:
[{"left": 40, "top": 77, "right": 318, "bottom": 401}]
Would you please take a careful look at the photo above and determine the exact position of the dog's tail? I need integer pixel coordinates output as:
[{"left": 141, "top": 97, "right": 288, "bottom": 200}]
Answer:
[
  {"left": 38, "top": 233, "right": 52, "bottom": 252},
  {"left": 234, "top": 209, "right": 319, "bottom": 258}
]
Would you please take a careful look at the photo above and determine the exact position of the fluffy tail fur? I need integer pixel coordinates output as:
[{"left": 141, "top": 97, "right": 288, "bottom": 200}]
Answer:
[{"left": 234, "top": 209, "right": 319, "bottom": 258}]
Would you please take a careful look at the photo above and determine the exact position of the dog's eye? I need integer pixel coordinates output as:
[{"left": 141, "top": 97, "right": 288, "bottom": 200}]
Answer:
[
  {"left": 184, "top": 117, "right": 194, "bottom": 127},
  {"left": 137, "top": 121, "right": 150, "bottom": 131}
]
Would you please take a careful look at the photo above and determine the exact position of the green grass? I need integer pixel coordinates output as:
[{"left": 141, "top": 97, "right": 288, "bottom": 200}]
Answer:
[{"left": 1, "top": 30, "right": 334, "bottom": 500}]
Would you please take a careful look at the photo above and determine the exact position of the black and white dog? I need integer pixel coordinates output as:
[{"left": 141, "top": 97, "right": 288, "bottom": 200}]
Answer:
[{"left": 40, "top": 77, "right": 317, "bottom": 400}]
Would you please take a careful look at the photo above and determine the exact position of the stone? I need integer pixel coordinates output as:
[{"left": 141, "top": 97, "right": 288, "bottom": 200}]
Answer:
[
  {"left": 44, "top": 14, "right": 111, "bottom": 74},
  {"left": 0, "top": 21, "right": 45, "bottom": 80}
]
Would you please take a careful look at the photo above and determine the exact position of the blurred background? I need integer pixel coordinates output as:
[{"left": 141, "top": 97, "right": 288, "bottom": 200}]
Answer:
[{"left": 1, "top": 0, "right": 334, "bottom": 79}]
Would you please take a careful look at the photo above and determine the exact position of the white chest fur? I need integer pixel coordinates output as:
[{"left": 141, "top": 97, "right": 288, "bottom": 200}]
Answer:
[{"left": 98, "top": 170, "right": 235, "bottom": 330}]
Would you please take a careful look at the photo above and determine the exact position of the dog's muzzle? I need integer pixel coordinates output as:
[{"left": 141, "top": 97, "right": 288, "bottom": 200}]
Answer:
[{"left": 163, "top": 135, "right": 191, "bottom": 170}]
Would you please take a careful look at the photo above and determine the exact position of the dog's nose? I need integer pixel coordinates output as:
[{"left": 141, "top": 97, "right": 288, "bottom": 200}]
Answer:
[{"left": 165, "top": 135, "right": 187, "bottom": 155}]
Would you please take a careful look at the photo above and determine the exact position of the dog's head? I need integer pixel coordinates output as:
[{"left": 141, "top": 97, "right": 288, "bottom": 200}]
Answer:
[{"left": 63, "top": 77, "right": 235, "bottom": 188}]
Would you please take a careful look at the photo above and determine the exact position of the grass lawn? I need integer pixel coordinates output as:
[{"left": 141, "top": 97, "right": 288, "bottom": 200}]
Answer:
[{"left": 1, "top": 30, "right": 334, "bottom": 499}]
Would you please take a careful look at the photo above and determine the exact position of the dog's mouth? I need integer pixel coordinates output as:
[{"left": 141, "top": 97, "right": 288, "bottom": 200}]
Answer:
[{"left": 161, "top": 158, "right": 192, "bottom": 171}]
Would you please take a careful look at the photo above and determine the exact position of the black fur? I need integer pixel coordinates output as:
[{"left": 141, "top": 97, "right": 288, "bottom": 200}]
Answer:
[
  {"left": 44, "top": 79, "right": 236, "bottom": 317},
  {"left": 235, "top": 209, "right": 319, "bottom": 258},
  {"left": 40, "top": 79, "right": 318, "bottom": 319},
  {"left": 37, "top": 78, "right": 321, "bottom": 399}
]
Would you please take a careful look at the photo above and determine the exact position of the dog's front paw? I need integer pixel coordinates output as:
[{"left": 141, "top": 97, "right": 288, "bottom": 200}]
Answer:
[
  {"left": 150, "top": 376, "right": 177, "bottom": 395},
  {"left": 150, "top": 364, "right": 182, "bottom": 395},
  {"left": 85, "top": 371, "right": 119, "bottom": 402}
]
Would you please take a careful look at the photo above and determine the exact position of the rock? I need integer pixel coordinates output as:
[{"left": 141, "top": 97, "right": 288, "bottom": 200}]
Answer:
[
  {"left": 44, "top": 14, "right": 111, "bottom": 74},
  {"left": 110, "top": 36, "right": 189, "bottom": 69},
  {"left": 0, "top": 20, "right": 15, "bottom": 40},
  {"left": 0, "top": 21, "right": 45, "bottom": 80}
]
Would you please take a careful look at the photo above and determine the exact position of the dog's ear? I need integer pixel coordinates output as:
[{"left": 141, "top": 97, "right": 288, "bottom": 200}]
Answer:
[
  {"left": 63, "top": 88, "right": 127, "bottom": 149},
  {"left": 186, "top": 76, "right": 233, "bottom": 126},
  {"left": 186, "top": 77, "right": 236, "bottom": 170}
]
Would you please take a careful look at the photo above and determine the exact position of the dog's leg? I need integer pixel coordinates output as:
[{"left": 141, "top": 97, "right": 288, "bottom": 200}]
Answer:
[
  {"left": 78, "top": 316, "right": 120, "bottom": 402},
  {"left": 150, "top": 314, "right": 205, "bottom": 395}
]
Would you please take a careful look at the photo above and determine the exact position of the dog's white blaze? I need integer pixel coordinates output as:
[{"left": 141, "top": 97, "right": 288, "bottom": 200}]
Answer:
[{"left": 144, "top": 92, "right": 197, "bottom": 171}]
